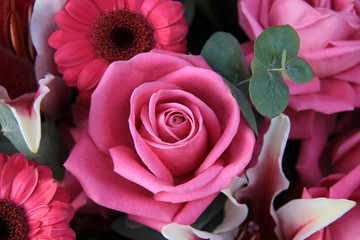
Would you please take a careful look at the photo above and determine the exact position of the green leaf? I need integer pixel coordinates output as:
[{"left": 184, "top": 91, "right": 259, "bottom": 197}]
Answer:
[
  {"left": 250, "top": 56, "right": 267, "bottom": 73},
  {"left": 286, "top": 57, "right": 314, "bottom": 83},
  {"left": 225, "top": 80, "right": 258, "bottom": 136},
  {"left": 254, "top": 25, "right": 300, "bottom": 69},
  {"left": 112, "top": 215, "right": 166, "bottom": 240},
  {"left": 0, "top": 102, "right": 30, "bottom": 153},
  {"left": 0, "top": 108, "right": 67, "bottom": 179},
  {"left": 249, "top": 71, "right": 289, "bottom": 118},
  {"left": 201, "top": 31, "right": 251, "bottom": 85}
]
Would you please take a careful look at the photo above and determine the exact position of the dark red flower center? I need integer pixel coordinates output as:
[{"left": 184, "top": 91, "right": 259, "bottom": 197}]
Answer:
[
  {"left": 90, "top": 9, "right": 156, "bottom": 63},
  {"left": 0, "top": 199, "right": 29, "bottom": 240}
]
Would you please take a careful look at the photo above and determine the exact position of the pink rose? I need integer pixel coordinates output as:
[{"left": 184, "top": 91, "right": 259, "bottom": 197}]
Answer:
[
  {"left": 64, "top": 51, "right": 255, "bottom": 231},
  {"left": 297, "top": 109, "right": 360, "bottom": 186},
  {"left": 238, "top": 0, "right": 360, "bottom": 139}
]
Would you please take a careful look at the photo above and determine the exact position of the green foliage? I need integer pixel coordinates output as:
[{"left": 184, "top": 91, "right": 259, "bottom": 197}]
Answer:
[
  {"left": 201, "top": 31, "right": 258, "bottom": 135},
  {"left": 249, "top": 25, "right": 314, "bottom": 118},
  {"left": 0, "top": 105, "right": 67, "bottom": 179}
]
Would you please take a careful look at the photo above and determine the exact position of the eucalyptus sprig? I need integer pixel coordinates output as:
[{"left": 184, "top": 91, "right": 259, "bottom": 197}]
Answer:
[{"left": 249, "top": 25, "right": 314, "bottom": 118}]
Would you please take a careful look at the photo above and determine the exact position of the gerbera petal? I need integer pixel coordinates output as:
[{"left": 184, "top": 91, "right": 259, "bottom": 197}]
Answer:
[
  {"left": 1, "top": 153, "right": 28, "bottom": 190},
  {"left": 40, "top": 201, "right": 74, "bottom": 226},
  {"left": 276, "top": 198, "right": 356, "bottom": 240},
  {"left": 115, "top": 0, "right": 125, "bottom": 8},
  {"left": 65, "top": 0, "right": 101, "bottom": 25},
  {"left": 126, "top": 0, "right": 144, "bottom": 11},
  {"left": 157, "top": 40, "right": 187, "bottom": 53},
  {"left": 27, "top": 205, "right": 51, "bottom": 221},
  {"left": 28, "top": 220, "right": 41, "bottom": 236},
  {"left": 148, "top": 1, "right": 184, "bottom": 29},
  {"left": 95, "top": 0, "right": 116, "bottom": 11},
  {"left": 24, "top": 179, "right": 57, "bottom": 208},
  {"left": 54, "top": 41, "right": 95, "bottom": 67},
  {"left": 55, "top": 10, "right": 91, "bottom": 34},
  {"left": 155, "top": 23, "right": 188, "bottom": 45},
  {"left": 10, "top": 166, "right": 38, "bottom": 205},
  {"left": 141, "top": 0, "right": 168, "bottom": 17},
  {"left": 62, "top": 61, "right": 90, "bottom": 87},
  {"left": 48, "top": 30, "right": 88, "bottom": 50},
  {"left": 77, "top": 59, "right": 108, "bottom": 92}
]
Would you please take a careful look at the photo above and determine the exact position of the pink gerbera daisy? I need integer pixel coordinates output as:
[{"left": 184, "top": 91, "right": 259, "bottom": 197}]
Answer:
[
  {"left": 0, "top": 153, "right": 75, "bottom": 239},
  {"left": 48, "top": 0, "right": 188, "bottom": 97}
]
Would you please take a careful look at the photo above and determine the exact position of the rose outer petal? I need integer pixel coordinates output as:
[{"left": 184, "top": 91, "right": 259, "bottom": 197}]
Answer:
[{"left": 64, "top": 124, "right": 184, "bottom": 223}]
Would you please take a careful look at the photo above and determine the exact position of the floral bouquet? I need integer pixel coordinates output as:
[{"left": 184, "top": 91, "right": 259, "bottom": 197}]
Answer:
[{"left": 0, "top": 0, "right": 359, "bottom": 239}]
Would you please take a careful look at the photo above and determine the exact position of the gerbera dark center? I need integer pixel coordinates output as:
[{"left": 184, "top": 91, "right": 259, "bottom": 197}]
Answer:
[
  {"left": 0, "top": 199, "right": 29, "bottom": 240},
  {"left": 110, "top": 27, "right": 135, "bottom": 49},
  {"left": 90, "top": 9, "right": 156, "bottom": 63}
]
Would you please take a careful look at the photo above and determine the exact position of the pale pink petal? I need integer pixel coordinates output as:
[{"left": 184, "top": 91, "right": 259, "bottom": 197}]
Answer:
[
  {"left": 2, "top": 75, "right": 50, "bottom": 153},
  {"left": 54, "top": 41, "right": 95, "bottom": 67},
  {"left": 77, "top": 59, "right": 108, "bottom": 92},
  {"left": 31, "top": 0, "right": 67, "bottom": 80},
  {"left": 276, "top": 198, "right": 356, "bottom": 240},
  {"left": 162, "top": 223, "right": 203, "bottom": 240},
  {"left": 65, "top": 0, "right": 101, "bottom": 25},
  {"left": 40, "top": 75, "right": 72, "bottom": 116},
  {"left": 215, "top": 176, "right": 249, "bottom": 234},
  {"left": 148, "top": 1, "right": 184, "bottom": 29},
  {"left": 9, "top": 166, "right": 37, "bottom": 206}
]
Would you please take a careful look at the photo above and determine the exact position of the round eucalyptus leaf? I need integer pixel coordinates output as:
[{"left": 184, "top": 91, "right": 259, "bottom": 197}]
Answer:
[
  {"left": 201, "top": 31, "right": 251, "bottom": 84},
  {"left": 250, "top": 71, "right": 289, "bottom": 118},
  {"left": 286, "top": 57, "right": 314, "bottom": 83},
  {"left": 254, "top": 25, "right": 300, "bottom": 69}
]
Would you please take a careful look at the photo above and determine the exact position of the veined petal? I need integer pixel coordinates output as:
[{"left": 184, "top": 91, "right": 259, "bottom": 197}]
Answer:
[
  {"left": 65, "top": 0, "right": 101, "bottom": 25},
  {"left": 3, "top": 76, "right": 51, "bottom": 153},
  {"left": 148, "top": 1, "right": 184, "bottom": 29},
  {"left": 276, "top": 198, "right": 356, "bottom": 240},
  {"left": 54, "top": 41, "right": 95, "bottom": 67},
  {"left": 10, "top": 167, "right": 38, "bottom": 205}
]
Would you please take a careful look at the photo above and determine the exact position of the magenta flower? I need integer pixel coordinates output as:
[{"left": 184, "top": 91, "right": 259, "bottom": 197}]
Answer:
[
  {"left": 48, "top": 0, "right": 188, "bottom": 97},
  {"left": 0, "top": 153, "right": 75, "bottom": 239}
]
